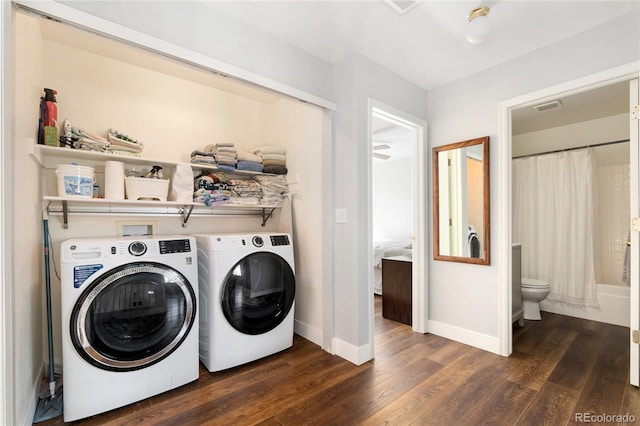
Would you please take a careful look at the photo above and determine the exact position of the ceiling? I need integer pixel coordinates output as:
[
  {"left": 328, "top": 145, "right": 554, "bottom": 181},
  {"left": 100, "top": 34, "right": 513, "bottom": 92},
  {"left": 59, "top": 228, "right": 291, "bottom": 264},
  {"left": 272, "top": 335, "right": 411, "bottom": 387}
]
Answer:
[{"left": 202, "top": 1, "right": 638, "bottom": 91}]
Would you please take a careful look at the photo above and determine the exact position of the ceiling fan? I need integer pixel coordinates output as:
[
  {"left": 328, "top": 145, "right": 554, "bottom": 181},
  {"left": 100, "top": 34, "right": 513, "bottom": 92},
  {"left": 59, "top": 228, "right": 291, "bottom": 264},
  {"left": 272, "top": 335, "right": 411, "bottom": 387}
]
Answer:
[{"left": 372, "top": 143, "right": 391, "bottom": 160}]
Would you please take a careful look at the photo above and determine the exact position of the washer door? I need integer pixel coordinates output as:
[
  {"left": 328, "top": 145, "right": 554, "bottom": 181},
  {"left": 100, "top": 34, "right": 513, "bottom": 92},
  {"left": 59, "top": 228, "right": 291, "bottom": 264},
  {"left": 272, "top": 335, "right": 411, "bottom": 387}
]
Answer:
[
  {"left": 70, "top": 262, "right": 196, "bottom": 371},
  {"left": 221, "top": 252, "right": 295, "bottom": 335}
]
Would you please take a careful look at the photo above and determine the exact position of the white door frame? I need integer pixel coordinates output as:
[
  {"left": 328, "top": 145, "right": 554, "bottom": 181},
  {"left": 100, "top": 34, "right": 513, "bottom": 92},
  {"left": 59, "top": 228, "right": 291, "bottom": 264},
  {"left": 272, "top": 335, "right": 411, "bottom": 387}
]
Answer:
[
  {"left": 1, "top": 1, "right": 15, "bottom": 425},
  {"left": 498, "top": 61, "right": 640, "bottom": 358},
  {"left": 630, "top": 77, "right": 639, "bottom": 386},
  {"left": 367, "top": 99, "right": 428, "bottom": 353}
]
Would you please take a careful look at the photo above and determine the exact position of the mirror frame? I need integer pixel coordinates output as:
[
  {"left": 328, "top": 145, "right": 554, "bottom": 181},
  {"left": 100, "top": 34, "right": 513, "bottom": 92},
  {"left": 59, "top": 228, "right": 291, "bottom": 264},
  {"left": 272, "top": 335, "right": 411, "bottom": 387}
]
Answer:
[{"left": 432, "top": 136, "right": 490, "bottom": 265}]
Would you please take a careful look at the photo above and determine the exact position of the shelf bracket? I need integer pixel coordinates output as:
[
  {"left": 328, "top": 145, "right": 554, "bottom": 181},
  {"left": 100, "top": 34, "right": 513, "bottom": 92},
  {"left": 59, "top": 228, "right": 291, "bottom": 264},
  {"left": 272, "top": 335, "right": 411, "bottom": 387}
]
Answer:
[
  {"left": 181, "top": 205, "right": 195, "bottom": 227},
  {"left": 261, "top": 208, "right": 275, "bottom": 227},
  {"left": 62, "top": 200, "right": 69, "bottom": 229}
]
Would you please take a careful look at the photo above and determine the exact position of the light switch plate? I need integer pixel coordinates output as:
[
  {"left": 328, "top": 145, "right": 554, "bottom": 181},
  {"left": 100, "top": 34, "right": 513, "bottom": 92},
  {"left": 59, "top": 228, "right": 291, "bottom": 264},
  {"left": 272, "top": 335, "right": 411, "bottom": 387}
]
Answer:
[
  {"left": 633, "top": 217, "right": 640, "bottom": 232},
  {"left": 335, "top": 208, "right": 347, "bottom": 224}
]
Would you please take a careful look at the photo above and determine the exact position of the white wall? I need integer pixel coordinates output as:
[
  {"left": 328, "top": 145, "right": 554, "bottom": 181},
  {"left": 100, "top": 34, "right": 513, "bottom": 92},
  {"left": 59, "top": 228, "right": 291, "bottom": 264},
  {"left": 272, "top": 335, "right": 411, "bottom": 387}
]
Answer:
[
  {"left": 372, "top": 158, "right": 412, "bottom": 242},
  {"left": 427, "top": 10, "right": 639, "bottom": 352},
  {"left": 333, "top": 53, "right": 427, "bottom": 362},
  {"left": 13, "top": 13, "right": 45, "bottom": 425},
  {"left": 55, "top": 0, "right": 334, "bottom": 104},
  {"left": 265, "top": 98, "right": 326, "bottom": 343}
]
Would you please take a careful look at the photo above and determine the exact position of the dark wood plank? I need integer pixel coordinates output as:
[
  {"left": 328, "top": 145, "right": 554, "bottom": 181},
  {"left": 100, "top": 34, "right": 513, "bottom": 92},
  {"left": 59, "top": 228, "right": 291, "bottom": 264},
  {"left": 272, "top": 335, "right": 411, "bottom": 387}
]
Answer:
[{"left": 36, "top": 311, "right": 633, "bottom": 426}]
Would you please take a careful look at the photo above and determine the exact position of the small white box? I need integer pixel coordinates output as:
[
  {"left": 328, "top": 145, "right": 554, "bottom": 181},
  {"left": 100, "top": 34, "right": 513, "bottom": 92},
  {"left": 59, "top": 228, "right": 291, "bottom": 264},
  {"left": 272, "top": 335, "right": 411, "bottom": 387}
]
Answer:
[{"left": 125, "top": 177, "right": 169, "bottom": 201}]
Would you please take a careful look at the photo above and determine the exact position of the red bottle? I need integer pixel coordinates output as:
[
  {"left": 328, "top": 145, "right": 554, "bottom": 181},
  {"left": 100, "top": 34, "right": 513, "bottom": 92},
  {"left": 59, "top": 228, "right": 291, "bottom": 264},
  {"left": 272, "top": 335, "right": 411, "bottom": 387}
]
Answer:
[{"left": 44, "top": 88, "right": 57, "bottom": 127}]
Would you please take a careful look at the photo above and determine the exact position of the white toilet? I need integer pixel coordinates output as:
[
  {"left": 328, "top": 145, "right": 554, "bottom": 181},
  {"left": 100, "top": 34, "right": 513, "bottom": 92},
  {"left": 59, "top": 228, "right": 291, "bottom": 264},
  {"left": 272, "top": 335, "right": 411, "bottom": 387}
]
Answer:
[{"left": 521, "top": 278, "right": 550, "bottom": 320}]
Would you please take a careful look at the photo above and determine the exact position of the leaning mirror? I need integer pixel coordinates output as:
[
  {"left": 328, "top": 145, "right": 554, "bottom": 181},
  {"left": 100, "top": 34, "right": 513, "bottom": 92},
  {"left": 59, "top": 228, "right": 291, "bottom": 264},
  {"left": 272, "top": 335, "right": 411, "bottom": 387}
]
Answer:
[{"left": 433, "top": 136, "right": 490, "bottom": 265}]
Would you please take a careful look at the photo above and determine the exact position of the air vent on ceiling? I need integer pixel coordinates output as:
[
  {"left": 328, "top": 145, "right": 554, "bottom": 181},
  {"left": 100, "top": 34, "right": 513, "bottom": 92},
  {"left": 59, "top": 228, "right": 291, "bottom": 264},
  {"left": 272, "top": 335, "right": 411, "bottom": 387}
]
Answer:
[
  {"left": 533, "top": 99, "right": 563, "bottom": 112},
  {"left": 380, "top": 0, "right": 419, "bottom": 15}
]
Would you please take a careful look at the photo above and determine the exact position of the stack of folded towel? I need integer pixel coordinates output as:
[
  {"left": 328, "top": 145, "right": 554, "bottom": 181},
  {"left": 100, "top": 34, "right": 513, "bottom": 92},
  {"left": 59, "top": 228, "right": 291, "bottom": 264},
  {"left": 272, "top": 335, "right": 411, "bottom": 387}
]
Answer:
[
  {"left": 254, "top": 174, "right": 288, "bottom": 206},
  {"left": 236, "top": 151, "right": 264, "bottom": 173},
  {"left": 227, "top": 179, "right": 262, "bottom": 205},
  {"left": 190, "top": 149, "right": 217, "bottom": 165},
  {"left": 205, "top": 143, "right": 237, "bottom": 172},
  {"left": 254, "top": 145, "right": 287, "bottom": 175},
  {"left": 192, "top": 173, "right": 231, "bottom": 207},
  {"left": 68, "top": 128, "right": 110, "bottom": 152},
  {"left": 107, "top": 128, "right": 144, "bottom": 156}
]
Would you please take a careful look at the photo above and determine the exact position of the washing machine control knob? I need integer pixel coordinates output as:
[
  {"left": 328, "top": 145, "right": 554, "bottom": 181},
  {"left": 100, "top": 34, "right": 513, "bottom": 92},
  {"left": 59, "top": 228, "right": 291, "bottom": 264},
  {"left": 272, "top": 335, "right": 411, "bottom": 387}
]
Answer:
[
  {"left": 252, "top": 236, "right": 264, "bottom": 247},
  {"left": 128, "top": 241, "right": 148, "bottom": 256}
]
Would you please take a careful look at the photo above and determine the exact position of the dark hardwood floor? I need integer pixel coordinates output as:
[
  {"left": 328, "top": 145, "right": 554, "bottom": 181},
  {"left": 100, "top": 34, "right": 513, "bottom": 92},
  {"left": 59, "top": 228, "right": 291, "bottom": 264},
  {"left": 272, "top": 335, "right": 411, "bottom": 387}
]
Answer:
[{"left": 40, "top": 296, "right": 639, "bottom": 425}]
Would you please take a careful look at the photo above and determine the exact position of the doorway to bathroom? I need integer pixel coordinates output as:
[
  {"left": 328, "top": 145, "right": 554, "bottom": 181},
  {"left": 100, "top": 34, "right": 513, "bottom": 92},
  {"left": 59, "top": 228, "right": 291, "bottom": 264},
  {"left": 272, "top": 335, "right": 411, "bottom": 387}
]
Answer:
[{"left": 499, "top": 63, "right": 640, "bottom": 386}]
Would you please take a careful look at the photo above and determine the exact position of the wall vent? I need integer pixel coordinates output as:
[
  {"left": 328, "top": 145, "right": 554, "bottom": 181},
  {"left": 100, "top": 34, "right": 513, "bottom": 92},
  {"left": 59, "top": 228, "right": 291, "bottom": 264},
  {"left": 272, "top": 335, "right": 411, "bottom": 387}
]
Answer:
[
  {"left": 380, "top": 0, "right": 419, "bottom": 15},
  {"left": 533, "top": 99, "right": 563, "bottom": 112}
]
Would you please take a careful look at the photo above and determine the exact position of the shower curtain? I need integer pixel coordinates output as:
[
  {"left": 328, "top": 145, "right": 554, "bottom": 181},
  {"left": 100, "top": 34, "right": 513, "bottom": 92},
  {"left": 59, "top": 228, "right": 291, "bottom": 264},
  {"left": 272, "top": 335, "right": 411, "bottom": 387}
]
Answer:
[{"left": 513, "top": 148, "right": 599, "bottom": 308}]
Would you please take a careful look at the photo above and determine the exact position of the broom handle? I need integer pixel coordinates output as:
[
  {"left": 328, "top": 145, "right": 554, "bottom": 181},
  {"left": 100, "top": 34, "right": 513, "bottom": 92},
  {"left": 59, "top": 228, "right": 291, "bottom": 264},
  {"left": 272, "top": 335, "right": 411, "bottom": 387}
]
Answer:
[{"left": 43, "top": 219, "right": 55, "bottom": 387}]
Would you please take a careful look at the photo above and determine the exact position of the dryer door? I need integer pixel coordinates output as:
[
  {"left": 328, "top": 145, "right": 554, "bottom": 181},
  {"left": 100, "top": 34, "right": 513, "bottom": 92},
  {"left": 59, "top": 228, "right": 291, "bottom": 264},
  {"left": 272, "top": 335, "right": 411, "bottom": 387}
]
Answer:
[
  {"left": 221, "top": 252, "right": 295, "bottom": 335},
  {"left": 70, "top": 262, "right": 196, "bottom": 371}
]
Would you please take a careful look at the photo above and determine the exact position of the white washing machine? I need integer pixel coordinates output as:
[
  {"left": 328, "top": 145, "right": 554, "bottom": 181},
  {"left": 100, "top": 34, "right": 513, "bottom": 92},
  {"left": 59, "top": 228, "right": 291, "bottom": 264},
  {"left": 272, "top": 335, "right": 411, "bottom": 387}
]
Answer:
[
  {"left": 193, "top": 233, "right": 295, "bottom": 372},
  {"left": 60, "top": 235, "right": 199, "bottom": 422}
]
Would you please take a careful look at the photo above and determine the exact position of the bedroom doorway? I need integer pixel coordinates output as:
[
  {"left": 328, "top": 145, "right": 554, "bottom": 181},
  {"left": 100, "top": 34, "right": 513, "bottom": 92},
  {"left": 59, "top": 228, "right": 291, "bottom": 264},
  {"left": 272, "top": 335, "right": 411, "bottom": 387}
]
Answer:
[{"left": 368, "top": 100, "right": 428, "bottom": 357}]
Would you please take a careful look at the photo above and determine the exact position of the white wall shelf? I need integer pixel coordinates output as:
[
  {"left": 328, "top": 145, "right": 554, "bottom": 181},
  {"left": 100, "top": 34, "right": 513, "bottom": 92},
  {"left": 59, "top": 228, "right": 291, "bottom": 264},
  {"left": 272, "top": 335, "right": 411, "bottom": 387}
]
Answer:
[{"left": 36, "top": 146, "right": 281, "bottom": 228}]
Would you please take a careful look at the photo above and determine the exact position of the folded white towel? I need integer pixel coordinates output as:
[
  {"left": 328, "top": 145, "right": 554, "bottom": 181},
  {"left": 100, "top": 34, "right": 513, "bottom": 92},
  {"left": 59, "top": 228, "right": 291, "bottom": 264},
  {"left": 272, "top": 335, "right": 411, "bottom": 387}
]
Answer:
[
  {"left": 261, "top": 153, "right": 286, "bottom": 161},
  {"left": 254, "top": 145, "right": 286, "bottom": 156},
  {"left": 237, "top": 151, "right": 262, "bottom": 163}
]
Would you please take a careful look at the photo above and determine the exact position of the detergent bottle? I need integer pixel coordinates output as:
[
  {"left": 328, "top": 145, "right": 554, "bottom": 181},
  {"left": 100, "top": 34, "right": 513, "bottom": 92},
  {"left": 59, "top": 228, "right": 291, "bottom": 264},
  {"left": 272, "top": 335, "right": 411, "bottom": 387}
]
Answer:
[{"left": 43, "top": 88, "right": 58, "bottom": 146}]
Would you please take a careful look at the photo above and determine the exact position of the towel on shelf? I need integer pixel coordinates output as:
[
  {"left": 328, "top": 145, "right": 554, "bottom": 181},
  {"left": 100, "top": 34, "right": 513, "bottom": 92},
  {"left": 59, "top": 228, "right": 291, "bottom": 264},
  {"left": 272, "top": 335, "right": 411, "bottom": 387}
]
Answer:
[
  {"left": 263, "top": 165, "right": 288, "bottom": 175},
  {"left": 216, "top": 155, "right": 237, "bottom": 166},
  {"left": 254, "top": 145, "right": 286, "bottom": 156},
  {"left": 262, "top": 159, "right": 286, "bottom": 167},
  {"left": 237, "top": 151, "right": 262, "bottom": 163},
  {"left": 236, "top": 160, "right": 264, "bottom": 173},
  {"left": 261, "top": 153, "right": 286, "bottom": 162}
]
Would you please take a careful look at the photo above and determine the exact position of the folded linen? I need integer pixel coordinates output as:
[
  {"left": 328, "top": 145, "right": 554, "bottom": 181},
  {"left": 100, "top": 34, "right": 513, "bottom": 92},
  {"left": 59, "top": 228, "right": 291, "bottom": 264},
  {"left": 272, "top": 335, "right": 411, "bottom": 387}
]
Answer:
[
  {"left": 236, "top": 160, "right": 264, "bottom": 173},
  {"left": 254, "top": 145, "right": 286, "bottom": 156},
  {"left": 262, "top": 159, "right": 286, "bottom": 167},
  {"left": 263, "top": 165, "right": 288, "bottom": 175},
  {"left": 261, "top": 153, "right": 286, "bottom": 161},
  {"left": 236, "top": 151, "right": 262, "bottom": 163},
  {"left": 216, "top": 156, "right": 237, "bottom": 166}
]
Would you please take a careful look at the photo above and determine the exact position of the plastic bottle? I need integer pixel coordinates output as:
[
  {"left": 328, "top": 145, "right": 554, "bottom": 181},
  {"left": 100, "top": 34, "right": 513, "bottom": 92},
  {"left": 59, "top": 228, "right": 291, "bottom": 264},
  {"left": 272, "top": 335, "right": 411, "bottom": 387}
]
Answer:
[{"left": 43, "top": 88, "right": 58, "bottom": 146}]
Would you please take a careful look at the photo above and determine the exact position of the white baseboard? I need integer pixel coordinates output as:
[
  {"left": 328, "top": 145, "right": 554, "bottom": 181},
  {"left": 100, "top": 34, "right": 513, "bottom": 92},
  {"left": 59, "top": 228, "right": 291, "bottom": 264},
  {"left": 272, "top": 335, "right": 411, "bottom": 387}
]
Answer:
[
  {"left": 332, "top": 338, "right": 373, "bottom": 366},
  {"left": 293, "top": 319, "right": 323, "bottom": 347},
  {"left": 428, "top": 320, "right": 501, "bottom": 355},
  {"left": 23, "top": 362, "right": 43, "bottom": 426}
]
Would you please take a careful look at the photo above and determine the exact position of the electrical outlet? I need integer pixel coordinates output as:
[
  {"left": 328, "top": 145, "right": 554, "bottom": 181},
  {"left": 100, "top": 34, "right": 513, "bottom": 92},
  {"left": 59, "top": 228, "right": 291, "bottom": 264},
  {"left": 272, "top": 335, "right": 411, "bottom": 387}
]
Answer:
[{"left": 335, "top": 208, "right": 347, "bottom": 224}]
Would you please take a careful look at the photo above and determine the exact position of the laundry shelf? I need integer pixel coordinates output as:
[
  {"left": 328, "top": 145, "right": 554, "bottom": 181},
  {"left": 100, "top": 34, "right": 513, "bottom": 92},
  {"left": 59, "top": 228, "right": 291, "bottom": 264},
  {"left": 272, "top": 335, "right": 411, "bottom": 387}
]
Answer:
[
  {"left": 44, "top": 196, "right": 279, "bottom": 228},
  {"left": 32, "top": 145, "right": 275, "bottom": 176}
]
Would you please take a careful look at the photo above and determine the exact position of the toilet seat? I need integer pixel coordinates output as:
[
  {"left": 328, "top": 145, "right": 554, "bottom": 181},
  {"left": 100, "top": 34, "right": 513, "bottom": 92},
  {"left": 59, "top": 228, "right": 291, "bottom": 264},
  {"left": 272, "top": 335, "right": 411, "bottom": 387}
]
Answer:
[{"left": 521, "top": 278, "right": 550, "bottom": 289}]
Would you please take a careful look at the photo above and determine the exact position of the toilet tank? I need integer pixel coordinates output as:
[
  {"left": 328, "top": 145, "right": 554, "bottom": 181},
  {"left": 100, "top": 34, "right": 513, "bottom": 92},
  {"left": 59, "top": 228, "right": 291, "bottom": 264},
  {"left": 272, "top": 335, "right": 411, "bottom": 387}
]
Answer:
[{"left": 512, "top": 244, "right": 523, "bottom": 324}]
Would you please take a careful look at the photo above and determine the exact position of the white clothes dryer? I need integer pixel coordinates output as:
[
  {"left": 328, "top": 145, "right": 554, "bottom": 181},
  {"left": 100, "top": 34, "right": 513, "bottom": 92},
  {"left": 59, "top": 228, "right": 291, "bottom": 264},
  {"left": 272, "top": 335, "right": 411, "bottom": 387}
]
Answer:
[
  {"left": 60, "top": 236, "right": 198, "bottom": 422},
  {"left": 193, "top": 233, "right": 295, "bottom": 372}
]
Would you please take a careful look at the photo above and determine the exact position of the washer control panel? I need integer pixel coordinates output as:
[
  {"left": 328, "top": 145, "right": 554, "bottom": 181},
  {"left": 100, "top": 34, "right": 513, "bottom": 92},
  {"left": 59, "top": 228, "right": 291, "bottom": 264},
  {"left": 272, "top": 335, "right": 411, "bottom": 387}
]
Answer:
[
  {"left": 252, "top": 236, "right": 264, "bottom": 247},
  {"left": 128, "top": 241, "right": 147, "bottom": 256},
  {"left": 159, "top": 239, "right": 192, "bottom": 254}
]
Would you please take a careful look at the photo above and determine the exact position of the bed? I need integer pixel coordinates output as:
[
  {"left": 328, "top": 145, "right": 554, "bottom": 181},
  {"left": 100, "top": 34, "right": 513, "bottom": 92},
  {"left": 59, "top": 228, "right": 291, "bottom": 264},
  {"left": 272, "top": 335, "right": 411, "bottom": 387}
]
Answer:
[{"left": 373, "top": 241, "right": 412, "bottom": 294}]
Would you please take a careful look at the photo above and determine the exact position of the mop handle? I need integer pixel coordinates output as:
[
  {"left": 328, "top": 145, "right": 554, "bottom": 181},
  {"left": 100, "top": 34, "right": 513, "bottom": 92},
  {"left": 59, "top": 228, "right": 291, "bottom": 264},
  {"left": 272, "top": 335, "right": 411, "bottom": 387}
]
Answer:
[{"left": 43, "top": 219, "right": 55, "bottom": 389}]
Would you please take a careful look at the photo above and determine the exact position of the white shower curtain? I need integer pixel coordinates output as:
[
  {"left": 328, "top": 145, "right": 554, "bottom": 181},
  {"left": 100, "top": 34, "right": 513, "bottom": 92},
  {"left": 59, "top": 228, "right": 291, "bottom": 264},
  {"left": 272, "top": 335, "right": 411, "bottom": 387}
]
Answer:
[{"left": 513, "top": 148, "right": 599, "bottom": 308}]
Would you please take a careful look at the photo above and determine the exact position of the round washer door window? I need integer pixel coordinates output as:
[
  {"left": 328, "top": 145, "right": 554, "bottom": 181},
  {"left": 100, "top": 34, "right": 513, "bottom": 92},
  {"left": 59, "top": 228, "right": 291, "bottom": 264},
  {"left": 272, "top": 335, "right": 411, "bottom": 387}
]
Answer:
[
  {"left": 221, "top": 252, "right": 295, "bottom": 335},
  {"left": 70, "top": 262, "right": 196, "bottom": 371}
]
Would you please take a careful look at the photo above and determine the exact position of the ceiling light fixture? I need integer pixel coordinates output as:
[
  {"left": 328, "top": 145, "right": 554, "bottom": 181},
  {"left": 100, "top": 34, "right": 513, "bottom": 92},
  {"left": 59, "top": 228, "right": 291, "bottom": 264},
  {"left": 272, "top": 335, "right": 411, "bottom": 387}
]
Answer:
[{"left": 466, "top": 6, "right": 491, "bottom": 44}]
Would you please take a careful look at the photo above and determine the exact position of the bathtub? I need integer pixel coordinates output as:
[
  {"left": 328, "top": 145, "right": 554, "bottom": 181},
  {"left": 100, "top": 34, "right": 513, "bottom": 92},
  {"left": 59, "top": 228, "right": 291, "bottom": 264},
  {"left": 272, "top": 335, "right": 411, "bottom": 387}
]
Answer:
[{"left": 539, "top": 284, "right": 630, "bottom": 327}]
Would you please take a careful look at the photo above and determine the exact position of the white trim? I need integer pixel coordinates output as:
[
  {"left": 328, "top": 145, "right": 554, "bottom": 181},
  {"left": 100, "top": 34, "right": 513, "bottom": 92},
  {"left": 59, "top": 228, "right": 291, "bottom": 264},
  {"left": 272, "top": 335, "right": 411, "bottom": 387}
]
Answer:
[
  {"left": 322, "top": 109, "right": 335, "bottom": 354},
  {"left": 428, "top": 320, "right": 500, "bottom": 354},
  {"left": 498, "top": 61, "right": 640, "bottom": 358},
  {"left": 332, "top": 338, "right": 371, "bottom": 366},
  {"left": 294, "top": 320, "right": 323, "bottom": 347},
  {"left": 14, "top": 0, "right": 336, "bottom": 111},
  {"left": 1, "top": 1, "right": 15, "bottom": 425},
  {"left": 368, "top": 99, "right": 429, "bottom": 348},
  {"left": 630, "top": 78, "right": 639, "bottom": 387}
]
